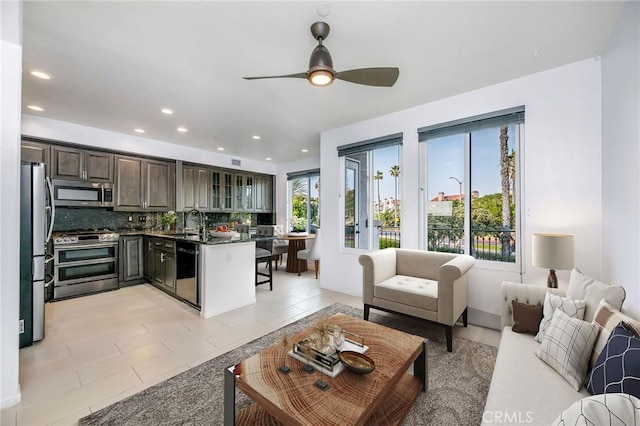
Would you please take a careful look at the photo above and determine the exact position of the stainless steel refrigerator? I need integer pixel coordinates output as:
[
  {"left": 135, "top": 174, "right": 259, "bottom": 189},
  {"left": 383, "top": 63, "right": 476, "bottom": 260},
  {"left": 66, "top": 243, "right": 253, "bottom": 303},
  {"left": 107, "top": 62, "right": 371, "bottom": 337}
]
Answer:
[{"left": 20, "top": 162, "right": 55, "bottom": 348}]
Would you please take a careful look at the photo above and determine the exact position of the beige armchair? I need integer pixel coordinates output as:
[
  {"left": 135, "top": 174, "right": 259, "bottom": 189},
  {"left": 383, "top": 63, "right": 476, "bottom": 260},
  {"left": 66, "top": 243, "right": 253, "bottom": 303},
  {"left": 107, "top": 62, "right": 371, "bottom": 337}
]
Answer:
[{"left": 358, "top": 248, "right": 475, "bottom": 352}]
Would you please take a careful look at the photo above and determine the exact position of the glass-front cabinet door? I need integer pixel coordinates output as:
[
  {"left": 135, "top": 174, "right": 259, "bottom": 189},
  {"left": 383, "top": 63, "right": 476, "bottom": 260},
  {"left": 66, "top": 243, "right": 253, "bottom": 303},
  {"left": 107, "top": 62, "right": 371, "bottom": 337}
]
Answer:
[
  {"left": 211, "top": 170, "right": 234, "bottom": 211},
  {"left": 235, "top": 174, "right": 245, "bottom": 211},
  {"left": 211, "top": 171, "right": 222, "bottom": 210},
  {"left": 244, "top": 175, "right": 254, "bottom": 211},
  {"left": 223, "top": 172, "right": 233, "bottom": 211}
]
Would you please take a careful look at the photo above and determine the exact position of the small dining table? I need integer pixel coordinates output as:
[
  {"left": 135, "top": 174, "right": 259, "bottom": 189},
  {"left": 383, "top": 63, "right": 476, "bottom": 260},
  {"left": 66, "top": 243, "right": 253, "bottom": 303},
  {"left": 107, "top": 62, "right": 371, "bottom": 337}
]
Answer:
[{"left": 276, "top": 234, "right": 316, "bottom": 273}]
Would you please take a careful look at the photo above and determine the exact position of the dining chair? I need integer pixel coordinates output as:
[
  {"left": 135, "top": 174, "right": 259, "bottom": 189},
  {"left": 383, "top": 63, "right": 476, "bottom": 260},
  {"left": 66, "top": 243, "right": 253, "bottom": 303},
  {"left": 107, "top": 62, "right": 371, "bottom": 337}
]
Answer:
[
  {"left": 234, "top": 224, "right": 249, "bottom": 234},
  {"left": 272, "top": 225, "right": 288, "bottom": 271},
  {"left": 297, "top": 228, "right": 321, "bottom": 278}
]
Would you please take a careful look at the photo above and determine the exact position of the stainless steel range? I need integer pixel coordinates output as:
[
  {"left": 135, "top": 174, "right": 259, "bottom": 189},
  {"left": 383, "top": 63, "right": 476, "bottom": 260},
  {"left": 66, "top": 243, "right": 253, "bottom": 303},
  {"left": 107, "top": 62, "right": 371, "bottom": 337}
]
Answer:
[{"left": 53, "top": 229, "right": 119, "bottom": 299}]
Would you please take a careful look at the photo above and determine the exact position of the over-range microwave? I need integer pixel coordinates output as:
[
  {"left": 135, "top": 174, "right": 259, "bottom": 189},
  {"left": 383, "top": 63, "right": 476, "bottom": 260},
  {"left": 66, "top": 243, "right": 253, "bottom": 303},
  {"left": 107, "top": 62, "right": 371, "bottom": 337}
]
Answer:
[{"left": 52, "top": 179, "right": 114, "bottom": 207}]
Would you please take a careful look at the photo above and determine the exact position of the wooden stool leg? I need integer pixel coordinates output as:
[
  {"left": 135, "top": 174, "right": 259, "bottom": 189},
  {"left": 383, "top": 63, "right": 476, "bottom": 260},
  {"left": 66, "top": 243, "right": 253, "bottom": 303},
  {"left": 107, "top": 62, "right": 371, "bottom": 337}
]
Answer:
[{"left": 314, "top": 260, "right": 319, "bottom": 279}]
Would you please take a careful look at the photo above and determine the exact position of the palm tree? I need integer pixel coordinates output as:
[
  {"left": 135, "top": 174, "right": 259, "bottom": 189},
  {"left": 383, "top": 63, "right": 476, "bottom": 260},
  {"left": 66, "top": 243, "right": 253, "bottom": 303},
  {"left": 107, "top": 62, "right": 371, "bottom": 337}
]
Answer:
[
  {"left": 291, "top": 178, "right": 308, "bottom": 198},
  {"left": 374, "top": 170, "right": 383, "bottom": 219},
  {"left": 389, "top": 165, "right": 400, "bottom": 227},
  {"left": 508, "top": 149, "right": 516, "bottom": 202},
  {"left": 291, "top": 178, "right": 309, "bottom": 226},
  {"left": 499, "top": 126, "right": 511, "bottom": 259}
]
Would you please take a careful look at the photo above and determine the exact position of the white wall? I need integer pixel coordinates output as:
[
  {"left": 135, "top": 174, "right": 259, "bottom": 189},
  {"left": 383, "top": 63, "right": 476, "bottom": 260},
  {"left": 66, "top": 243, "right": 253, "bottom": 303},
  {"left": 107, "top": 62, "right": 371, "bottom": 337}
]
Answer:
[
  {"left": 319, "top": 59, "right": 603, "bottom": 327},
  {"left": 21, "top": 115, "right": 277, "bottom": 176},
  {"left": 1, "top": 0, "right": 23, "bottom": 409},
  {"left": 601, "top": 0, "right": 640, "bottom": 318}
]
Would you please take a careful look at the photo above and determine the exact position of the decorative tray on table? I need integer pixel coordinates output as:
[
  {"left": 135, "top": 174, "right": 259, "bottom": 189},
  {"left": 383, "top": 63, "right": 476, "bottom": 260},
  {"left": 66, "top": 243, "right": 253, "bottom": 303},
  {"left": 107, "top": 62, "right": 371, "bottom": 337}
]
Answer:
[{"left": 288, "top": 330, "right": 368, "bottom": 378}]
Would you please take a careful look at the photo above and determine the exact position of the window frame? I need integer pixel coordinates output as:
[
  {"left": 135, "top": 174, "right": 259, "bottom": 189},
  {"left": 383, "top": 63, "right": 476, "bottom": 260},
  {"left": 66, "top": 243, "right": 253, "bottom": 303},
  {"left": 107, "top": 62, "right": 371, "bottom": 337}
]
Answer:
[
  {"left": 419, "top": 110, "right": 524, "bottom": 271},
  {"left": 287, "top": 170, "right": 320, "bottom": 234},
  {"left": 338, "top": 135, "right": 403, "bottom": 253}
]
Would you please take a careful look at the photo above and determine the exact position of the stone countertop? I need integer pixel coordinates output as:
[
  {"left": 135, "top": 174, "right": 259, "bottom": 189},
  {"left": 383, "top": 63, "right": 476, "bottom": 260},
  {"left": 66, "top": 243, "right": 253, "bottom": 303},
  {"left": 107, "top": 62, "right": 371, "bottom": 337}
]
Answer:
[{"left": 116, "top": 229, "right": 270, "bottom": 246}]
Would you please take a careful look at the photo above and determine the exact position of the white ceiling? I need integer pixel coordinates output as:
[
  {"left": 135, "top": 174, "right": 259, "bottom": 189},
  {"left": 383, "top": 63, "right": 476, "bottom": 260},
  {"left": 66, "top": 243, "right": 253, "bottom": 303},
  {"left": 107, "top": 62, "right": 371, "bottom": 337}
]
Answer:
[{"left": 21, "top": 1, "right": 623, "bottom": 164}]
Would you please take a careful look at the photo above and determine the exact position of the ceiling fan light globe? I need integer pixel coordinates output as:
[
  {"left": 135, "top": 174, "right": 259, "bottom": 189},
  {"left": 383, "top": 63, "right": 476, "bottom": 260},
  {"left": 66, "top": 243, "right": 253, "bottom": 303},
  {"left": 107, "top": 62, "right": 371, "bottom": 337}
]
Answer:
[{"left": 309, "top": 70, "right": 333, "bottom": 86}]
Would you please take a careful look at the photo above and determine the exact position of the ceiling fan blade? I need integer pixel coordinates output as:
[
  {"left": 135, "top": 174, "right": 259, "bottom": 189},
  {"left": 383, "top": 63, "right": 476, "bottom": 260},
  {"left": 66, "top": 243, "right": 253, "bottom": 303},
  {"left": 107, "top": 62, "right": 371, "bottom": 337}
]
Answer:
[
  {"left": 335, "top": 67, "right": 399, "bottom": 87},
  {"left": 243, "top": 72, "right": 306, "bottom": 81}
]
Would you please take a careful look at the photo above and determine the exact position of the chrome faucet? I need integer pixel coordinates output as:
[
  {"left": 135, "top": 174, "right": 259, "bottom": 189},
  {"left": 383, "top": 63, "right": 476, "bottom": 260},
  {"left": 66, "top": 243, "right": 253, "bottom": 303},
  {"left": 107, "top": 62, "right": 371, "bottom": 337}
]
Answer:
[{"left": 184, "top": 209, "right": 205, "bottom": 237}]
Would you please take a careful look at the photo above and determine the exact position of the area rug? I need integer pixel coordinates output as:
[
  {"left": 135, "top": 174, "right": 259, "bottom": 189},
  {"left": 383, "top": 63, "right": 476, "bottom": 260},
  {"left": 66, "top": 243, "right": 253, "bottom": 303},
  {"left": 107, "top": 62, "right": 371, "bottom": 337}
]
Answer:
[{"left": 79, "top": 303, "right": 497, "bottom": 426}]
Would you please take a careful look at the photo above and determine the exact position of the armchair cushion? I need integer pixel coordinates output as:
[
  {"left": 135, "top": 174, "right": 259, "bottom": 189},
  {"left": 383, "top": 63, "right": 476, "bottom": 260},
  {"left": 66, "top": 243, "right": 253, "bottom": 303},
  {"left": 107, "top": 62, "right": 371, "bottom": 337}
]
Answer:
[{"left": 374, "top": 275, "right": 438, "bottom": 311}]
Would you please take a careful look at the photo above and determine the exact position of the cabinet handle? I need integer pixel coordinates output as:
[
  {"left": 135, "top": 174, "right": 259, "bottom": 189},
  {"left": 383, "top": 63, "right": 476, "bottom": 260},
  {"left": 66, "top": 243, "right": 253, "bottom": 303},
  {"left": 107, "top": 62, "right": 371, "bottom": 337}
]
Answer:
[{"left": 160, "top": 252, "right": 165, "bottom": 262}]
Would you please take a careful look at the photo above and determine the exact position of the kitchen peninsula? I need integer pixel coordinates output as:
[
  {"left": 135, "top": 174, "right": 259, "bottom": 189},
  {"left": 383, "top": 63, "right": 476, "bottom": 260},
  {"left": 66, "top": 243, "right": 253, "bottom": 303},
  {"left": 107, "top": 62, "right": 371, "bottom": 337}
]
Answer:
[
  {"left": 199, "top": 238, "right": 255, "bottom": 318},
  {"left": 121, "top": 231, "right": 260, "bottom": 319}
]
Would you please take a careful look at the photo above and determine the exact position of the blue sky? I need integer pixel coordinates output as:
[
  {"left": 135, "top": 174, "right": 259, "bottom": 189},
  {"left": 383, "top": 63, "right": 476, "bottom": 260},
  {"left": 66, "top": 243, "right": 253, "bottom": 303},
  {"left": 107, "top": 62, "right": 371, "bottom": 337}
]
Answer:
[{"left": 372, "top": 124, "right": 516, "bottom": 201}]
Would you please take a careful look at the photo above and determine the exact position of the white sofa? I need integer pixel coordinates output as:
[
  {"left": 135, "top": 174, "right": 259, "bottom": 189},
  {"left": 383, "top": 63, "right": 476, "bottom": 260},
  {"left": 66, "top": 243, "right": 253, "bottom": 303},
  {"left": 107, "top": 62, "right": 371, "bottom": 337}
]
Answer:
[{"left": 482, "top": 282, "right": 591, "bottom": 426}]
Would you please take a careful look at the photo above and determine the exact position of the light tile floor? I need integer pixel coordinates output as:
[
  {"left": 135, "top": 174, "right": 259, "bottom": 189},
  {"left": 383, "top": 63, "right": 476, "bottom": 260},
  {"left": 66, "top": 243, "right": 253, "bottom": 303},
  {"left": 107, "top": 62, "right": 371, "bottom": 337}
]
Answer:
[{"left": 2, "top": 268, "right": 500, "bottom": 426}]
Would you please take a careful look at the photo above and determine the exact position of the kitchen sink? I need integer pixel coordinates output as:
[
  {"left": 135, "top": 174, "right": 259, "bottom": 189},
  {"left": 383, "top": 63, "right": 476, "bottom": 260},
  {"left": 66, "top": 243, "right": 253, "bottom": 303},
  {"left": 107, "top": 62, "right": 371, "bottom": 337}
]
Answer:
[{"left": 160, "top": 231, "right": 198, "bottom": 237}]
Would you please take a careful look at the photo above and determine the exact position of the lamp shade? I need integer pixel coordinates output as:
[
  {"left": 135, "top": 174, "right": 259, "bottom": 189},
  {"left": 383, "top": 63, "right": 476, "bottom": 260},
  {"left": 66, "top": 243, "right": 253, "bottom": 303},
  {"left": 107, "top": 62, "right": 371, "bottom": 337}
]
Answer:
[{"left": 532, "top": 233, "right": 574, "bottom": 270}]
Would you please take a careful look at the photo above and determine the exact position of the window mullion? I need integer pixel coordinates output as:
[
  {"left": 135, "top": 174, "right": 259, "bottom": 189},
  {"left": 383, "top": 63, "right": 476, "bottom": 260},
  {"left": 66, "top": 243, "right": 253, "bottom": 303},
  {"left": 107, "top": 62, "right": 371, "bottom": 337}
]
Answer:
[{"left": 464, "top": 132, "right": 472, "bottom": 256}]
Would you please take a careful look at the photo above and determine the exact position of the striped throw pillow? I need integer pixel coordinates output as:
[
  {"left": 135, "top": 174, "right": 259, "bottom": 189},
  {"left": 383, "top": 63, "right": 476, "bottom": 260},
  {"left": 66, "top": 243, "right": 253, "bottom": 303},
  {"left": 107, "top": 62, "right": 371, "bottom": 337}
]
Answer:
[{"left": 590, "top": 299, "right": 640, "bottom": 367}]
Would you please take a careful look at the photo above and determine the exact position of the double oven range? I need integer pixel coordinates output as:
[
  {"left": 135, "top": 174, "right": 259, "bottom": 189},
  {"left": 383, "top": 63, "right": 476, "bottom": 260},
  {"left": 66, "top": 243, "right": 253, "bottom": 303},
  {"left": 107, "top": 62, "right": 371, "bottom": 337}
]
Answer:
[{"left": 52, "top": 230, "right": 120, "bottom": 300}]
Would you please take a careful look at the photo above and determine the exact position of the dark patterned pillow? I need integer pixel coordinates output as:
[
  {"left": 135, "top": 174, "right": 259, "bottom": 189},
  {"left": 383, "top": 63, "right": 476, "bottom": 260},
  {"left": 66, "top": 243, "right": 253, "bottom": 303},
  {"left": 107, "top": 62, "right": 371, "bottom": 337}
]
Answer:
[{"left": 586, "top": 322, "right": 640, "bottom": 398}]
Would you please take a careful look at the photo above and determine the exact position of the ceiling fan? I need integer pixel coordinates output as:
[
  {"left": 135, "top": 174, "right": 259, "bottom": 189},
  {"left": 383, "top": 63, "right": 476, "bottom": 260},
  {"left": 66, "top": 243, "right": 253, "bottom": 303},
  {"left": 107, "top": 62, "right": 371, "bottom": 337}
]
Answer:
[{"left": 243, "top": 22, "right": 399, "bottom": 87}]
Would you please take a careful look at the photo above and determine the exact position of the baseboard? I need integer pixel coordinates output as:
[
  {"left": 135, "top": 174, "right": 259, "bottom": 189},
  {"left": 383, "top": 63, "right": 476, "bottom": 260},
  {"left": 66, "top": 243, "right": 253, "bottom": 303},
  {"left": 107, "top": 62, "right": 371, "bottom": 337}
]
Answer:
[
  {"left": 1, "top": 383, "right": 21, "bottom": 410},
  {"left": 467, "top": 307, "right": 500, "bottom": 330}
]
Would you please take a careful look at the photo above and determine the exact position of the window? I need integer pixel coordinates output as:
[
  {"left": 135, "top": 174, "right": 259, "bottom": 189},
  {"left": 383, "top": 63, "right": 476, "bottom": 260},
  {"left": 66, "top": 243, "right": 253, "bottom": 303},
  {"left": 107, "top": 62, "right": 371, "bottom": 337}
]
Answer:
[
  {"left": 287, "top": 169, "right": 320, "bottom": 233},
  {"left": 339, "top": 133, "right": 402, "bottom": 250},
  {"left": 420, "top": 107, "right": 524, "bottom": 264}
]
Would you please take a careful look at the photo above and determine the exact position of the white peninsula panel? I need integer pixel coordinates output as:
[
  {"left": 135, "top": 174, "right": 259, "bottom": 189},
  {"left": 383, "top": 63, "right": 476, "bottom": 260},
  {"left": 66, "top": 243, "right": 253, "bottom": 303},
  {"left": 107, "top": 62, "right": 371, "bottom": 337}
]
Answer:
[{"left": 200, "top": 241, "right": 255, "bottom": 318}]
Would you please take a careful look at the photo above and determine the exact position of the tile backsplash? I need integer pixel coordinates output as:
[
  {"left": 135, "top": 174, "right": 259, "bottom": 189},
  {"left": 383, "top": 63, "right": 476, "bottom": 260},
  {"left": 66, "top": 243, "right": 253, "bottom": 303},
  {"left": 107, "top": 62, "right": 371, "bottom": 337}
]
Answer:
[{"left": 54, "top": 208, "right": 274, "bottom": 232}]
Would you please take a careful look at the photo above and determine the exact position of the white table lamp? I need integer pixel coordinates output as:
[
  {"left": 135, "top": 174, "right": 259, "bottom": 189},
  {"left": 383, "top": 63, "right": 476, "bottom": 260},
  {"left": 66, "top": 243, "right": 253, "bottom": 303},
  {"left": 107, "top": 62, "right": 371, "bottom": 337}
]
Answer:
[{"left": 532, "top": 233, "right": 574, "bottom": 288}]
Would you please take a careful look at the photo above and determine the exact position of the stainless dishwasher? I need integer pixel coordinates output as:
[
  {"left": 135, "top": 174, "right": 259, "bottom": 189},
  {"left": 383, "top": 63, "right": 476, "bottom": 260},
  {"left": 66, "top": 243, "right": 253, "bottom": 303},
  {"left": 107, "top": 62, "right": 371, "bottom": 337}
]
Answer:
[{"left": 175, "top": 241, "right": 200, "bottom": 308}]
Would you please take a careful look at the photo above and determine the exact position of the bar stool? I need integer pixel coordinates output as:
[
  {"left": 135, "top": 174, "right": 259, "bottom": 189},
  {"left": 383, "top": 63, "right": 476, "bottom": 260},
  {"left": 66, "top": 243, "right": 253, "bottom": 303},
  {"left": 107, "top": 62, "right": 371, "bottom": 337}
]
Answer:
[{"left": 254, "top": 225, "right": 274, "bottom": 290}]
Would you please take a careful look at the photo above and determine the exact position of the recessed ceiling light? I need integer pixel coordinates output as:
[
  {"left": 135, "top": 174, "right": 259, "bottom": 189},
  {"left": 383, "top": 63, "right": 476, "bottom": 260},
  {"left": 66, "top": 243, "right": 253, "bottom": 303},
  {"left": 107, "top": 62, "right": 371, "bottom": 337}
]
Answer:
[
  {"left": 301, "top": 149, "right": 309, "bottom": 153},
  {"left": 134, "top": 128, "right": 145, "bottom": 133},
  {"left": 266, "top": 157, "right": 272, "bottom": 161},
  {"left": 161, "top": 108, "right": 173, "bottom": 115},
  {"left": 217, "top": 147, "right": 225, "bottom": 151},
  {"left": 177, "top": 127, "right": 188, "bottom": 133},
  {"left": 27, "top": 105, "right": 44, "bottom": 112},
  {"left": 30, "top": 70, "right": 51, "bottom": 80},
  {"left": 317, "top": 4, "right": 330, "bottom": 17},
  {"left": 252, "top": 135, "right": 261, "bottom": 140}
]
